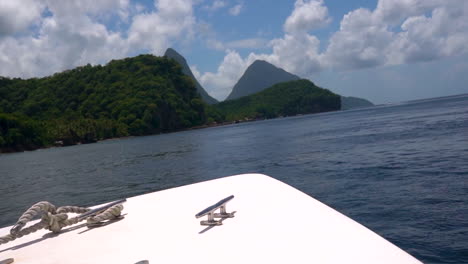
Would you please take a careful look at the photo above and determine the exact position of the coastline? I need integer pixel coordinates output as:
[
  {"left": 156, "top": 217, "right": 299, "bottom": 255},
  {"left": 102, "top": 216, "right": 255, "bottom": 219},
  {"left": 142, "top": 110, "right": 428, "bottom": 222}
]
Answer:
[
  {"left": 0, "top": 106, "right": 346, "bottom": 155},
  {"left": 0, "top": 119, "right": 252, "bottom": 154}
]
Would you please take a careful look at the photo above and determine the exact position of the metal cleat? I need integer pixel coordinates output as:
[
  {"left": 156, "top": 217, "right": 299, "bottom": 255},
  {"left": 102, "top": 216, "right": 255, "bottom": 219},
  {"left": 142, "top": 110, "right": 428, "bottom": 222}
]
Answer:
[{"left": 195, "top": 195, "right": 235, "bottom": 226}]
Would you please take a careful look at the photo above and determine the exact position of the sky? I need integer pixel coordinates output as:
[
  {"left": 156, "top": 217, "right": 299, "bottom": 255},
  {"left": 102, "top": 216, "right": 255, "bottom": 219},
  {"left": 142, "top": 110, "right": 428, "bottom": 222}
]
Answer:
[{"left": 0, "top": 0, "right": 467, "bottom": 104}]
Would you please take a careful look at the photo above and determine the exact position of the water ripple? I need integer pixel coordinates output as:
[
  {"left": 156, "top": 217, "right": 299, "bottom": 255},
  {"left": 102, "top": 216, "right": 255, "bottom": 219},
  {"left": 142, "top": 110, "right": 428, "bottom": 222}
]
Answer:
[{"left": 1, "top": 94, "right": 468, "bottom": 263}]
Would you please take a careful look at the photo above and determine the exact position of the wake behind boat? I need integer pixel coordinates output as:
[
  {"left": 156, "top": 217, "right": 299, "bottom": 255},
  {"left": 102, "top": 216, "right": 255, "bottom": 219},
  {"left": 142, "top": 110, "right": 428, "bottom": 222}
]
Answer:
[{"left": 0, "top": 174, "right": 422, "bottom": 264}]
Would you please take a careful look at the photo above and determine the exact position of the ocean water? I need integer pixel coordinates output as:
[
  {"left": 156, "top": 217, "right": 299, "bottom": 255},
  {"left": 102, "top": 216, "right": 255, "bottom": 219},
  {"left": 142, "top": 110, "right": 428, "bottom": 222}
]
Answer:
[{"left": 1, "top": 94, "right": 467, "bottom": 263}]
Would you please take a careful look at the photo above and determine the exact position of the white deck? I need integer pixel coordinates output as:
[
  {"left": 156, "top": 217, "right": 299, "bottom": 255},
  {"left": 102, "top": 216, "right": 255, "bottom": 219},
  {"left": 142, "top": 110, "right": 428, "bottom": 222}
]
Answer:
[{"left": 0, "top": 173, "right": 422, "bottom": 264}]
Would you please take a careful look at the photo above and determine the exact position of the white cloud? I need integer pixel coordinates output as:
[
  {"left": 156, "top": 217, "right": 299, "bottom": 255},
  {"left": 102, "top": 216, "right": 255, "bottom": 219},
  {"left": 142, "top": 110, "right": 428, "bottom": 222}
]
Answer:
[
  {"left": 322, "top": 8, "right": 392, "bottom": 70},
  {"left": 45, "top": 0, "right": 130, "bottom": 20},
  {"left": 0, "top": 0, "right": 45, "bottom": 35},
  {"left": 196, "top": 0, "right": 468, "bottom": 100},
  {"left": 324, "top": 0, "right": 468, "bottom": 70},
  {"left": 265, "top": 33, "right": 322, "bottom": 76},
  {"left": 374, "top": 0, "right": 441, "bottom": 25},
  {"left": 262, "top": 0, "right": 327, "bottom": 76},
  {"left": 228, "top": 4, "right": 243, "bottom": 16},
  {"left": 284, "top": 0, "right": 330, "bottom": 34},
  {"left": 196, "top": 50, "right": 256, "bottom": 100},
  {"left": 203, "top": 0, "right": 226, "bottom": 11},
  {"left": 390, "top": 3, "right": 468, "bottom": 64},
  {"left": 135, "top": 3, "right": 145, "bottom": 12},
  {"left": 0, "top": 0, "right": 197, "bottom": 78},
  {"left": 197, "top": 33, "right": 322, "bottom": 100},
  {"left": 1, "top": 0, "right": 468, "bottom": 103},
  {"left": 197, "top": 0, "right": 327, "bottom": 98},
  {"left": 190, "top": 64, "right": 202, "bottom": 81},
  {"left": 128, "top": 0, "right": 195, "bottom": 54},
  {"left": 0, "top": 0, "right": 130, "bottom": 77},
  {"left": 203, "top": 1, "right": 242, "bottom": 16}
]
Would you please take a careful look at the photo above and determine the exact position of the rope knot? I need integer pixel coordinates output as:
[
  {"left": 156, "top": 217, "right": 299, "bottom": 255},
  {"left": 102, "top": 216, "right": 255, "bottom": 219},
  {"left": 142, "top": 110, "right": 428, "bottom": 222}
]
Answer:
[
  {"left": 42, "top": 212, "right": 69, "bottom": 233},
  {"left": 87, "top": 204, "right": 123, "bottom": 226},
  {"left": 1, "top": 199, "right": 125, "bottom": 245}
]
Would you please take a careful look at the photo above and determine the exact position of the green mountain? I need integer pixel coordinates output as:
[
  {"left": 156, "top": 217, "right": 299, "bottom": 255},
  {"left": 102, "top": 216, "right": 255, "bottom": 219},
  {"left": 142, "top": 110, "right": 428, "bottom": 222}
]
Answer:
[
  {"left": 225, "top": 60, "right": 300, "bottom": 101},
  {"left": 215, "top": 79, "right": 341, "bottom": 121},
  {"left": 0, "top": 54, "right": 208, "bottom": 152},
  {"left": 164, "top": 48, "right": 218, "bottom": 105},
  {"left": 341, "top": 96, "right": 374, "bottom": 110},
  {"left": 0, "top": 53, "right": 366, "bottom": 153}
]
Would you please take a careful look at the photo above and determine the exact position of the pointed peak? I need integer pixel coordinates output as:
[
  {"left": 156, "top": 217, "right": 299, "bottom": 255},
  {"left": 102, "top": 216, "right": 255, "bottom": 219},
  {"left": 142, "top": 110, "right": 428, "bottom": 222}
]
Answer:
[
  {"left": 225, "top": 59, "right": 301, "bottom": 101},
  {"left": 163, "top": 48, "right": 218, "bottom": 104},
  {"left": 245, "top": 60, "right": 299, "bottom": 79},
  {"left": 164, "top": 47, "right": 178, "bottom": 56},
  {"left": 251, "top": 60, "right": 270, "bottom": 65},
  {"left": 247, "top": 60, "right": 286, "bottom": 72},
  {"left": 250, "top": 60, "right": 273, "bottom": 67},
  {"left": 164, "top": 48, "right": 186, "bottom": 63}
]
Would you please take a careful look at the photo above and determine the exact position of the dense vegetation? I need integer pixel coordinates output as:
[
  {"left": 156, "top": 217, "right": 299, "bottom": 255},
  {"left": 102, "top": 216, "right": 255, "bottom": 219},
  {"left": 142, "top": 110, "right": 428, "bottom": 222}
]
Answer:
[
  {"left": 0, "top": 55, "right": 342, "bottom": 153},
  {"left": 164, "top": 48, "right": 218, "bottom": 104},
  {"left": 0, "top": 55, "right": 209, "bottom": 152},
  {"left": 341, "top": 96, "right": 374, "bottom": 110},
  {"left": 215, "top": 79, "right": 341, "bottom": 121}
]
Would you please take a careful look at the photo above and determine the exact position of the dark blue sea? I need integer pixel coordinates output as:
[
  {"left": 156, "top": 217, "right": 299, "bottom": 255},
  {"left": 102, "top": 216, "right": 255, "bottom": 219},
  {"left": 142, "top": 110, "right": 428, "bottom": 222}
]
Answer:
[{"left": 1, "top": 94, "right": 467, "bottom": 263}]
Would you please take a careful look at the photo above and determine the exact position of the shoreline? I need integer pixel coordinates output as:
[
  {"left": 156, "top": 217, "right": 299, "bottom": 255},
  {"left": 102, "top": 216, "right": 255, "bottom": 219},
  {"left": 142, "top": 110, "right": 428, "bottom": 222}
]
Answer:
[
  {"left": 0, "top": 119, "right": 255, "bottom": 155},
  {"left": 0, "top": 107, "right": 347, "bottom": 155}
]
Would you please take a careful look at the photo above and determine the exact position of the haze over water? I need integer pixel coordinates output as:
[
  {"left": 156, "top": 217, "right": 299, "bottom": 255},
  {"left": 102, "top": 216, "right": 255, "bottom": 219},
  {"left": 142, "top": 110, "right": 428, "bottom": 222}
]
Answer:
[{"left": 1, "top": 94, "right": 467, "bottom": 263}]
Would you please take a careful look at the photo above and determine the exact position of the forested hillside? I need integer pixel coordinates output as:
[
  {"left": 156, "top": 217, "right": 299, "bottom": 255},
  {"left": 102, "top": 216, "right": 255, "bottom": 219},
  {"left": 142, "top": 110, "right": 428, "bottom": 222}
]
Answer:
[
  {"left": 0, "top": 55, "right": 209, "bottom": 152},
  {"left": 164, "top": 48, "right": 218, "bottom": 104},
  {"left": 0, "top": 55, "right": 344, "bottom": 153},
  {"left": 225, "top": 60, "right": 300, "bottom": 101},
  {"left": 215, "top": 79, "right": 340, "bottom": 121},
  {"left": 341, "top": 96, "right": 374, "bottom": 110}
]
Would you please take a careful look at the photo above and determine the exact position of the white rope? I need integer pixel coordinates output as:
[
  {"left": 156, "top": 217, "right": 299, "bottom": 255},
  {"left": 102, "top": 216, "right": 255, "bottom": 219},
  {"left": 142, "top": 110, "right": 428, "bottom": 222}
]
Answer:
[{"left": 0, "top": 201, "right": 124, "bottom": 245}]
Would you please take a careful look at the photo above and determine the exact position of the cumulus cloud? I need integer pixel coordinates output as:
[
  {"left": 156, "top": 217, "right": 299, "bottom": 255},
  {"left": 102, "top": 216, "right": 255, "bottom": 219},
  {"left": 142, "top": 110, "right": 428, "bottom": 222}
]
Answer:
[
  {"left": 228, "top": 4, "right": 243, "bottom": 16},
  {"left": 128, "top": 0, "right": 195, "bottom": 54},
  {"left": 196, "top": 0, "right": 468, "bottom": 100},
  {"left": 203, "top": 0, "right": 226, "bottom": 11},
  {"left": 284, "top": 0, "right": 330, "bottom": 34},
  {"left": 0, "top": 0, "right": 131, "bottom": 77},
  {"left": 195, "top": 50, "right": 257, "bottom": 100},
  {"left": 389, "top": 3, "right": 468, "bottom": 64},
  {"left": 197, "top": 0, "right": 328, "bottom": 98},
  {"left": 373, "top": 0, "right": 441, "bottom": 25},
  {"left": 0, "top": 0, "right": 45, "bottom": 35},
  {"left": 2, "top": 0, "right": 468, "bottom": 102},
  {"left": 322, "top": 8, "right": 392, "bottom": 70},
  {"left": 197, "top": 33, "right": 322, "bottom": 100},
  {"left": 262, "top": 0, "right": 327, "bottom": 76},
  {"left": 0, "top": 0, "right": 196, "bottom": 78},
  {"left": 202, "top": 1, "right": 242, "bottom": 16},
  {"left": 323, "top": 0, "right": 468, "bottom": 70}
]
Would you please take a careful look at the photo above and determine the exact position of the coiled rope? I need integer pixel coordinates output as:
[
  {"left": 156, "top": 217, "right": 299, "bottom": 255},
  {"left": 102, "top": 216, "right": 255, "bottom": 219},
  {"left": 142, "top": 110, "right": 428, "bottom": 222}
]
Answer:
[{"left": 0, "top": 200, "right": 124, "bottom": 245}]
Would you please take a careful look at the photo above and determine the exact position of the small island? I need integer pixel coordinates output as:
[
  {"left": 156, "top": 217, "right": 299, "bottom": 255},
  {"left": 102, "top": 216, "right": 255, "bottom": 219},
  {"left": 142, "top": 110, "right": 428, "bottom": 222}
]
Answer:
[{"left": 216, "top": 79, "right": 340, "bottom": 121}]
